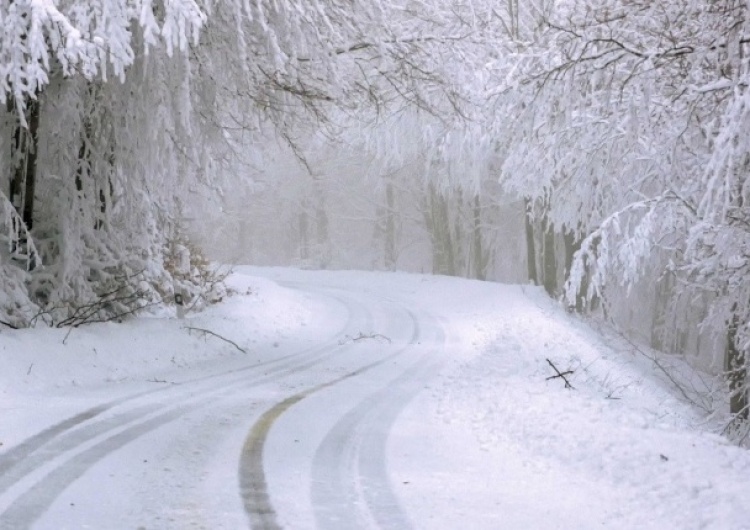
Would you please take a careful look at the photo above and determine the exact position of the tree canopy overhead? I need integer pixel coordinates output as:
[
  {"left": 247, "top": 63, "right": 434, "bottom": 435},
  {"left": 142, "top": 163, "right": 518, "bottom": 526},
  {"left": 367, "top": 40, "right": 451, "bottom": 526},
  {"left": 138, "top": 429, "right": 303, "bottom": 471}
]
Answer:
[{"left": 0, "top": 0, "right": 502, "bottom": 328}]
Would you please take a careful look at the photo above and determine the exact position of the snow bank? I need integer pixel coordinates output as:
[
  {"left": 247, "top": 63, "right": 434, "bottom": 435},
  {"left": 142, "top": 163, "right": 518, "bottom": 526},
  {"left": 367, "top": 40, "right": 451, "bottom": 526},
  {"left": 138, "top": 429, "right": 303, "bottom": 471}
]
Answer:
[
  {"left": 0, "top": 272, "right": 322, "bottom": 447},
  {"left": 375, "top": 272, "right": 750, "bottom": 530}
]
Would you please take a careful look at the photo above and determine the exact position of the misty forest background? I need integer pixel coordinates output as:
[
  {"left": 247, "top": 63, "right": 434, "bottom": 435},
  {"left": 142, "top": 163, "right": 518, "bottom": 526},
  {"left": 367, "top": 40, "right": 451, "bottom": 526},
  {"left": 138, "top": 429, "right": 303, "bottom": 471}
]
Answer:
[{"left": 2, "top": 1, "right": 750, "bottom": 435}]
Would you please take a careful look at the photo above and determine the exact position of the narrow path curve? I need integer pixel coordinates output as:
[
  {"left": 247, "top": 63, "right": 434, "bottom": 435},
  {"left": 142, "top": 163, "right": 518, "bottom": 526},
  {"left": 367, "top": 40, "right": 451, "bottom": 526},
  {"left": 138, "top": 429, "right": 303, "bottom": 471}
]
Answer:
[
  {"left": 310, "top": 356, "right": 441, "bottom": 530},
  {"left": 238, "top": 300, "right": 420, "bottom": 528},
  {"left": 1, "top": 277, "right": 446, "bottom": 530},
  {"left": 239, "top": 342, "right": 414, "bottom": 530},
  {"left": 310, "top": 312, "right": 444, "bottom": 530},
  {"left": 238, "top": 293, "right": 445, "bottom": 530}
]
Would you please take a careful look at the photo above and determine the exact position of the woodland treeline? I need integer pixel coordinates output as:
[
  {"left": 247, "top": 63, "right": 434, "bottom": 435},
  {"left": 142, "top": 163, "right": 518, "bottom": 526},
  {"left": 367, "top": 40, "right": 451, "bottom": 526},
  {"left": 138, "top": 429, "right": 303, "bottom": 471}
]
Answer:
[{"left": 2, "top": 1, "right": 749, "bottom": 428}]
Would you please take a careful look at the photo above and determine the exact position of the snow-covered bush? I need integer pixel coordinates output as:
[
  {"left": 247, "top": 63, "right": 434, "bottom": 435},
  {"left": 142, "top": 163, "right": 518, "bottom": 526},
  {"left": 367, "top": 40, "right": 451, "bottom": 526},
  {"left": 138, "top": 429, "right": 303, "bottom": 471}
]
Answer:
[{"left": 0, "top": 2, "right": 211, "bottom": 327}]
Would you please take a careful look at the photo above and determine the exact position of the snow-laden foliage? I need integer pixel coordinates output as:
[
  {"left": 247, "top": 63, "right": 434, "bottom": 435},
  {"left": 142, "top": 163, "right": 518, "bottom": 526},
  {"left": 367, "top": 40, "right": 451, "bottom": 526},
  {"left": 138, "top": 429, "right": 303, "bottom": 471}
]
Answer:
[
  {"left": 533, "top": 1, "right": 749, "bottom": 331},
  {"left": 0, "top": 0, "right": 205, "bottom": 105},
  {"left": 0, "top": 1, "right": 212, "bottom": 325},
  {"left": 295, "top": 0, "right": 750, "bottom": 424},
  {"left": 469, "top": 0, "right": 750, "bottom": 424},
  {"left": 0, "top": 0, "right": 523, "bottom": 326}
]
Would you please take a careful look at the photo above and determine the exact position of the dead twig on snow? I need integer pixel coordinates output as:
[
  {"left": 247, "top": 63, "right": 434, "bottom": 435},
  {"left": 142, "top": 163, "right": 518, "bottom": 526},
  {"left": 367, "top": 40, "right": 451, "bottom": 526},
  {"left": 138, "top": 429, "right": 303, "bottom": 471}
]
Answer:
[
  {"left": 146, "top": 377, "right": 176, "bottom": 384},
  {"left": 546, "top": 358, "right": 575, "bottom": 389},
  {"left": 338, "top": 332, "right": 392, "bottom": 345},
  {"left": 184, "top": 326, "right": 247, "bottom": 354}
]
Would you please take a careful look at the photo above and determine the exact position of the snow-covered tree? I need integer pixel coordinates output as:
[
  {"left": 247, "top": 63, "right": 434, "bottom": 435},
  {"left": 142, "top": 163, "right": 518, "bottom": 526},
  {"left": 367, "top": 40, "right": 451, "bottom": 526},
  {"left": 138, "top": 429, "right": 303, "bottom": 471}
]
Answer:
[
  {"left": 488, "top": 0, "right": 750, "bottom": 423},
  {"left": 0, "top": 0, "right": 522, "bottom": 327}
]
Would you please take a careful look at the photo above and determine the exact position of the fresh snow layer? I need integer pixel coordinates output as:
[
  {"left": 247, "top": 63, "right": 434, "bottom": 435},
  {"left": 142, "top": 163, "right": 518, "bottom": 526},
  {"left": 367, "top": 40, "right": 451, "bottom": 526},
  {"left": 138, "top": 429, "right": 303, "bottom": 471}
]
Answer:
[{"left": 0, "top": 267, "right": 749, "bottom": 529}]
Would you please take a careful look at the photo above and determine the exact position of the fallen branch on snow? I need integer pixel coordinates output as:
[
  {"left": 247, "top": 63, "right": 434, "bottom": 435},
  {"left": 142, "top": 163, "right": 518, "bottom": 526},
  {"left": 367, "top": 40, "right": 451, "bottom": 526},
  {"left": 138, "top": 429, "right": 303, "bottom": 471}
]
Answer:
[
  {"left": 146, "top": 377, "right": 177, "bottom": 384},
  {"left": 546, "top": 358, "right": 575, "bottom": 389},
  {"left": 183, "top": 326, "right": 247, "bottom": 354},
  {"left": 338, "top": 332, "right": 392, "bottom": 345},
  {"left": 0, "top": 319, "right": 17, "bottom": 329}
]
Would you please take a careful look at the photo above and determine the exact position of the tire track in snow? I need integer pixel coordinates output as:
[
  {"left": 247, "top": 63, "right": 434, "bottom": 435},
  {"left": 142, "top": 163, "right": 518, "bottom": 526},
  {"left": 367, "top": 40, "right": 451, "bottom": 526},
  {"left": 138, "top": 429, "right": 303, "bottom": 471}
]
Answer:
[
  {"left": 0, "top": 331, "right": 350, "bottom": 498},
  {"left": 0, "top": 286, "right": 359, "bottom": 479},
  {"left": 0, "top": 347, "right": 372, "bottom": 529},
  {"left": 0, "top": 335, "right": 330, "bottom": 483},
  {"left": 311, "top": 350, "right": 442, "bottom": 530},
  {"left": 0, "top": 407, "right": 188, "bottom": 529},
  {"left": 310, "top": 311, "right": 444, "bottom": 530},
  {"left": 238, "top": 307, "right": 422, "bottom": 530},
  {"left": 0, "top": 290, "right": 370, "bottom": 528},
  {"left": 0, "top": 289, "right": 354, "bottom": 480},
  {"left": 0, "top": 404, "right": 114, "bottom": 477}
]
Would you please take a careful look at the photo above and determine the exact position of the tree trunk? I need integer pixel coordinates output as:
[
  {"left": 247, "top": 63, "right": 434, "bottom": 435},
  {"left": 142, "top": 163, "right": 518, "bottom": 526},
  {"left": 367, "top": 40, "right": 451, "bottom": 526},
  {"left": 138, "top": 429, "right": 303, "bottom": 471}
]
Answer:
[
  {"left": 727, "top": 309, "right": 748, "bottom": 420},
  {"left": 9, "top": 96, "right": 40, "bottom": 229},
  {"left": 575, "top": 262, "right": 591, "bottom": 313},
  {"left": 298, "top": 206, "right": 309, "bottom": 261},
  {"left": 650, "top": 274, "right": 673, "bottom": 350},
  {"left": 564, "top": 227, "right": 590, "bottom": 312},
  {"left": 8, "top": 95, "right": 40, "bottom": 267},
  {"left": 22, "top": 98, "right": 39, "bottom": 232},
  {"left": 542, "top": 219, "right": 557, "bottom": 296},
  {"left": 472, "top": 195, "right": 486, "bottom": 280},
  {"left": 384, "top": 181, "right": 396, "bottom": 270},
  {"left": 563, "top": 229, "right": 579, "bottom": 280},
  {"left": 424, "top": 184, "right": 456, "bottom": 276},
  {"left": 507, "top": 0, "right": 518, "bottom": 39},
  {"left": 313, "top": 180, "right": 330, "bottom": 269},
  {"left": 75, "top": 112, "right": 111, "bottom": 231},
  {"left": 524, "top": 197, "right": 538, "bottom": 284}
]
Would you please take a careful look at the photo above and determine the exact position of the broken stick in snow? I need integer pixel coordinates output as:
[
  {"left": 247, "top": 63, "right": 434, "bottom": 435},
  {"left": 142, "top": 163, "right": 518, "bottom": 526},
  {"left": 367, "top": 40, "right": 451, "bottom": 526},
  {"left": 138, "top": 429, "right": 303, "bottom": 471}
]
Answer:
[
  {"left": 546, "top": 358, "right": 575, "bottom": 389},
  {"left": 184, "top": 326, "right": 247, "bottom": 354}
]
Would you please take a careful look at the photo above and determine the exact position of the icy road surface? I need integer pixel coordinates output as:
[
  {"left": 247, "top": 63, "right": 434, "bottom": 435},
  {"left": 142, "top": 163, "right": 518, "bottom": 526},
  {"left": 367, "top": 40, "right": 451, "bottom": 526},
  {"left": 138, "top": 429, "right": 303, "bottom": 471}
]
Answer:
[{"left": 1, "top": 267, "right": 750, "bottom": 529}]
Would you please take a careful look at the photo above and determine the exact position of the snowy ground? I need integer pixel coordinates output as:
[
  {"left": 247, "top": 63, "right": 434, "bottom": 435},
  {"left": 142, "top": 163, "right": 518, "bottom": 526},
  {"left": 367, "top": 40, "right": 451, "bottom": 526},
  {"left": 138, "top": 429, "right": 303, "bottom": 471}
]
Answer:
[{"left": 1, "top": 267, "right": 749, "bottom": 529}]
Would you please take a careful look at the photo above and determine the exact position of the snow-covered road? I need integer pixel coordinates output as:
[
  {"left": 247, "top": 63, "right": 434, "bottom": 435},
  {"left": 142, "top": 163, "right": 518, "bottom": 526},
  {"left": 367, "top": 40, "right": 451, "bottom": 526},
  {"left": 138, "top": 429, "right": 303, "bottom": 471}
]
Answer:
[
  {"left": 239, "top": 284, "right": 445, "bottom": 530},
  {"left": 2, "top": 268, "right": 750, "bottom": 529},
  {"left": 0, "top": 272, "right": 448, "bottom": 529}
]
